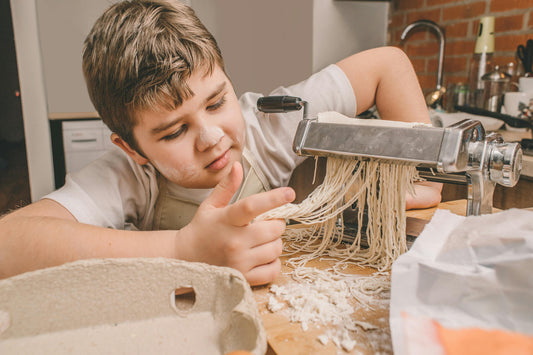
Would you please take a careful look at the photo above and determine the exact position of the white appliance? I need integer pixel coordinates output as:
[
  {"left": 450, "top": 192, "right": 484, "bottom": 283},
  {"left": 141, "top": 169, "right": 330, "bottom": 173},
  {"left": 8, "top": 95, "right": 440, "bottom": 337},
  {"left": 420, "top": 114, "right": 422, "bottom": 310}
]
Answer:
[{"left": 62, "top": 120, "right": 115, "bottom": 173}]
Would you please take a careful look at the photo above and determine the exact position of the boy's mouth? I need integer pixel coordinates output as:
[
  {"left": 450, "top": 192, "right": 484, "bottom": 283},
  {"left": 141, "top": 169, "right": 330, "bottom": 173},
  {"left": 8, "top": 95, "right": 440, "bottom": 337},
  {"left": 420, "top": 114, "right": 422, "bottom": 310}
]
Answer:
[{"left": 206, "top": 149, "right": 230, "bottom": 170}]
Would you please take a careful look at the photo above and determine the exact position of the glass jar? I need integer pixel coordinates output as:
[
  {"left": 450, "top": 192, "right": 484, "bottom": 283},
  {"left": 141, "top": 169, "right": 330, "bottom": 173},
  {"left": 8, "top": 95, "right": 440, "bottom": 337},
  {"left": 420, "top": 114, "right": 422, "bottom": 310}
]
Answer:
[{"left": 481, "top": 65, "right": 511, "bottom": 112}]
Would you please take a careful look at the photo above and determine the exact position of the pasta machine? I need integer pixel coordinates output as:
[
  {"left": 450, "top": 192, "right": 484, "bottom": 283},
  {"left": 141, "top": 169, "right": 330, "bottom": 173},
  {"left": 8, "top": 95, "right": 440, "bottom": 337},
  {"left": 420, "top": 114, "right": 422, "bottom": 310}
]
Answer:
[{"left": 257, "top": 96, "right": 523, "bottom": 216}]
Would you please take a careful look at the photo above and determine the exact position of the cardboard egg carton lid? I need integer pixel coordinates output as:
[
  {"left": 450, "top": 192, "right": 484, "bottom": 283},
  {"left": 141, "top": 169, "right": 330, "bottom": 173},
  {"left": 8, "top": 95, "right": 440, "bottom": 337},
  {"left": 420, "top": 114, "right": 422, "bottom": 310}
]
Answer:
[{"left": 0, "top": 258, "right": 266, "bottom": 354}]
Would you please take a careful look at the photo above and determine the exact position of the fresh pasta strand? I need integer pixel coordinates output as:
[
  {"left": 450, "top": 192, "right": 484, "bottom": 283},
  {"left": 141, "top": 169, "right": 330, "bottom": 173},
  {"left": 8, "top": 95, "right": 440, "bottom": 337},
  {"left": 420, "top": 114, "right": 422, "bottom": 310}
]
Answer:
[{"left": 259, "top": 156, "right": 418, "bottom": 272}]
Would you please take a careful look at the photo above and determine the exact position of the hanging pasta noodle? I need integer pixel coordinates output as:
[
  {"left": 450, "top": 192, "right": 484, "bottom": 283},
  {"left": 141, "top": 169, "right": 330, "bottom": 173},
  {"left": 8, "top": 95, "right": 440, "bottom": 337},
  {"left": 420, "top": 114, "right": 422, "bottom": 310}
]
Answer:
[{"left": 258, "top": 112, "right": 423, "bottom": 272}]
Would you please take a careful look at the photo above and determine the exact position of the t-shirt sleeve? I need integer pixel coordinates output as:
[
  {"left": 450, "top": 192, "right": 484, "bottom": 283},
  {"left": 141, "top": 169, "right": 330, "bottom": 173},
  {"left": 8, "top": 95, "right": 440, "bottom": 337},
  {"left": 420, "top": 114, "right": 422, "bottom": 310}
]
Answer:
[
  {"left": 43, "top": 149, "right": 158, "bottom": 230},
  {"left": 241, "top": 64, "right": 356, "bottom": 188},
  {"left": 275, "top": 64, "right": 357, "bottom": 119}
]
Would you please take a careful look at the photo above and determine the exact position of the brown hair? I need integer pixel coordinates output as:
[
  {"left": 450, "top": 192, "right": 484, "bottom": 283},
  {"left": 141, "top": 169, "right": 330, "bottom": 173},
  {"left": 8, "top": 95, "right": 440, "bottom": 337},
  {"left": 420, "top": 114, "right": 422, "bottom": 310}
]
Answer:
[{"left": 82, "top": 0, "right": 224, "bottom": 152}]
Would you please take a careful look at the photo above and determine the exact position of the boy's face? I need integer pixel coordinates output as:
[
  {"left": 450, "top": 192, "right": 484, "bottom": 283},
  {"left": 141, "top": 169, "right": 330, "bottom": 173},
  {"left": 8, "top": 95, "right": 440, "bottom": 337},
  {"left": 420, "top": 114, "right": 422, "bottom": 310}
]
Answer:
[{"left": 127, "top": 66, "right": 246, "bottom": 189}]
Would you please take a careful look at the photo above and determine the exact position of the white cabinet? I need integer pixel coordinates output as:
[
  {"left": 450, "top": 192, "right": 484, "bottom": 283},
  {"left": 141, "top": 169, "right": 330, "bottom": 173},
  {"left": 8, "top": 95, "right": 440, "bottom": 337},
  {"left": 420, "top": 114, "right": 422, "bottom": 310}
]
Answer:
[{"left": 62, "top": 120, "right": 115, "bottom": 174}]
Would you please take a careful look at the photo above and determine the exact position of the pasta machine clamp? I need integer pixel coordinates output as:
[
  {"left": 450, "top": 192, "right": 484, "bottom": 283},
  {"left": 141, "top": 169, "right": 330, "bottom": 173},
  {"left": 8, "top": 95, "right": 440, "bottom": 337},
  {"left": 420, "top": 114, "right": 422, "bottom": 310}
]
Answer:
[{"left": 257, "top": 96, "right": 523, "bottom": 216}]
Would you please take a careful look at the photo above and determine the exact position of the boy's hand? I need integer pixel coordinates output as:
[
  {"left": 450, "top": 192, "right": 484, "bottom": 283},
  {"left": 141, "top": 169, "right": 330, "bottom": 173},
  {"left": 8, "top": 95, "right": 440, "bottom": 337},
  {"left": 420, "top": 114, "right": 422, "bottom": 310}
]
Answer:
[
  {"left": 177, "top": 162, "right": 295, "bottom": 286},
  {"left": 406, "top": 181, "right": 443, "bottom": 210}
]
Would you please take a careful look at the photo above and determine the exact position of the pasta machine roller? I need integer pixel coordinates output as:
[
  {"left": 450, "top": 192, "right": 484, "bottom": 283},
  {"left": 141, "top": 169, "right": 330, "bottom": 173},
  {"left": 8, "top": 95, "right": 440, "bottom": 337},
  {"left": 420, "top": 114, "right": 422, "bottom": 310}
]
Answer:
[{"left": 257, "top": 96, "right": 523, "bottom": 216}]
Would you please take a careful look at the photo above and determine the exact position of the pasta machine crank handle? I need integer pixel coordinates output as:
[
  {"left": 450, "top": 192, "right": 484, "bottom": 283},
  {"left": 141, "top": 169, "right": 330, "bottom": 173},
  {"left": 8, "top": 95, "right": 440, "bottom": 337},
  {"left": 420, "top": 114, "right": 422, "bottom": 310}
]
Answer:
[{"left": 257, "top": 96, "right": 309, "bottom": 119}]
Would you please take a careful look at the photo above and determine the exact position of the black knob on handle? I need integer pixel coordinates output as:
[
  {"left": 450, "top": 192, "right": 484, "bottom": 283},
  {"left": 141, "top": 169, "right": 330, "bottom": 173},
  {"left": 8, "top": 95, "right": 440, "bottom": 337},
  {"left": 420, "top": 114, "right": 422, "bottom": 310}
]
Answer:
[{"left": 257, "top": 96, "right": 304, "bottom": 113}]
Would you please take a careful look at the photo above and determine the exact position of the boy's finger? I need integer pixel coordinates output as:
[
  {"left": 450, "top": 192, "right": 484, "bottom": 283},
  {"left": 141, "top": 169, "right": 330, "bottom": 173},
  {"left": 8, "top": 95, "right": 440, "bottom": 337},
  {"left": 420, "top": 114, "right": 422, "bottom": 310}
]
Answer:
[
  {"left": 245, "top": 219, "right": 286, "bottom": 248},
  {"left": 202, "top": 162, "right": 243, "bottom": 209},
  {"left": 244, "top": 258, "right": 282, "bottom": 286},
  {"left": 225, "top": 187, "right": 295, "bottom": 226},
  {"left": 249, "top": 235, "right": 283, "bottom": 264}
]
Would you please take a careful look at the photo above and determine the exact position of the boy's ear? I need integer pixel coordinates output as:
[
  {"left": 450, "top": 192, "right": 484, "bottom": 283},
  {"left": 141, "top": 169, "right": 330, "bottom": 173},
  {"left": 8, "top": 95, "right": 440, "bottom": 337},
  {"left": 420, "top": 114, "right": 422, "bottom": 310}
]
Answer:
[{"left": 111, "top": 133, "right": 149, "bottom": 165}]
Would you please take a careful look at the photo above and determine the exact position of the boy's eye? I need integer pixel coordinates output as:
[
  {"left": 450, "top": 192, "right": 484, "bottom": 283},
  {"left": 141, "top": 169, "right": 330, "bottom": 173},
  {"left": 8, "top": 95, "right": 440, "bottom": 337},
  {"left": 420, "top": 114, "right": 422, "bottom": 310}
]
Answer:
[
  {"left": 162, "top": 125, "right": 187, "bottom": 141},
  {"left": 207, "top": 96, "right": 226, "bottom": 111}
]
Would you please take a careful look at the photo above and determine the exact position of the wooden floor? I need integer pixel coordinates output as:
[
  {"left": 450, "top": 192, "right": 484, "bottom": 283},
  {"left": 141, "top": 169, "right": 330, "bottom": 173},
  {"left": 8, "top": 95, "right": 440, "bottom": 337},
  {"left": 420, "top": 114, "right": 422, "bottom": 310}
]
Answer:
[{"left": 0, "top": 140, "right": 31, "bottom": 216}]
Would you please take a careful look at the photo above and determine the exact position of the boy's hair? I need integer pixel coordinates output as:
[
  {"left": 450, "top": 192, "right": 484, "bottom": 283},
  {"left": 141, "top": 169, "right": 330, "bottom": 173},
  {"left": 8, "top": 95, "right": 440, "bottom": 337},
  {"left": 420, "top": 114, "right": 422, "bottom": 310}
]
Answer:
[{"left": 82, "top": 0, "right": 224, "bottom": 152}]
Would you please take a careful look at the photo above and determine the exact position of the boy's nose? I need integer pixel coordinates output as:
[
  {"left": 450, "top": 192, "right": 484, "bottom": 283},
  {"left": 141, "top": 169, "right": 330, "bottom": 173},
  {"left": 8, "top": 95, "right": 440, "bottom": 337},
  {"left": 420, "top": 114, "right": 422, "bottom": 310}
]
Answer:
[{"left": 196, "top": 126, "right": 225, "bottom": 151}]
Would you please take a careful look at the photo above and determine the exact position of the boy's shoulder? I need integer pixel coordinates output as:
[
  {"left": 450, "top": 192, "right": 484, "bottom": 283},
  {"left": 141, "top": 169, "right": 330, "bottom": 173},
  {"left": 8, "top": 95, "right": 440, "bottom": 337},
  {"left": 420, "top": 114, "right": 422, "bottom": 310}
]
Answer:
[
  {"left": 44, "top": 148, "right": 159, "bottom": 229},
  {"left": 61, "top": 148, "right": 157, "bottom": 194}
]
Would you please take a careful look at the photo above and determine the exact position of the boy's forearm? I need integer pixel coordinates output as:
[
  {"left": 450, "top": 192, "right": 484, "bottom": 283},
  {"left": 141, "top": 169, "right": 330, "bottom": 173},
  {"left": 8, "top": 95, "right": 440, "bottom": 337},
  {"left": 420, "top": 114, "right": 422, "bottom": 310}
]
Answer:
[
  {"left": 406, "top": 181, "right": 443, "bottom": 210},
  {"left": 0, "top": 212, "right": 176, "bottom": 279}
]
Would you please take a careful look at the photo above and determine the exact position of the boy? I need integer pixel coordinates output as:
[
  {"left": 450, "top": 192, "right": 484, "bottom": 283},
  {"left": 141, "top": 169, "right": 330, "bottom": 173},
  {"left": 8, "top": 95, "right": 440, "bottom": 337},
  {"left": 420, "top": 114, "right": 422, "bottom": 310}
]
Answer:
[{"left": 0, "top": 0, "right": 441, "bottom": 284}]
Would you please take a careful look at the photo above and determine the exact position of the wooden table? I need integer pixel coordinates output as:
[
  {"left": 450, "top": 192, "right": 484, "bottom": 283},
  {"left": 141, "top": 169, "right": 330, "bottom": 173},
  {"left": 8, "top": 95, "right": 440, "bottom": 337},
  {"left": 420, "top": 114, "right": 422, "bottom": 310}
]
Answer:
[{"left": 253, "top": 200, "right": 469, "bottom": 355}]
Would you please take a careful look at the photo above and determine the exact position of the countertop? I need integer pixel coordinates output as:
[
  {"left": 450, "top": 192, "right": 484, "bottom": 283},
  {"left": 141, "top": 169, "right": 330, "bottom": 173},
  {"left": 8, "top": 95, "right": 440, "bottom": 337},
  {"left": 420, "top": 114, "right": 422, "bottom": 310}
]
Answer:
[{"left": 253, "top": 200, "right": 468, "bottom": 355}]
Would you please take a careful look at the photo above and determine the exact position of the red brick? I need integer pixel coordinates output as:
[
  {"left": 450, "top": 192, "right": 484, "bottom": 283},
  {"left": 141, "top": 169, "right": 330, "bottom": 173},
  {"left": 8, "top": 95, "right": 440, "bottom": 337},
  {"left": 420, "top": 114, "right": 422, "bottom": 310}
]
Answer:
[
  {"left": 391, "top": 28, "right": 416, "bottom": 44},
  {"left": 418, "top": 74, "right": 438, "bottom": 92},
  {"left": 445, "top": 75, "right": 469, "bottom": 85},
  {"left": 400, "top": 30, "right": 428, "bottom": 43},
  {"left": 496, "top": 34, "right": 533, "bottom": 52},
  {"left": 443, "top": 56, "right": 469, "bottom": 74},
  {"left": 426, "top": 0, "right": 461, "bottom": 6},
  {"left": 494, "top": 55, "right": 519, "bottom": 69},
  {"left": 389, "top": 0, "right": 533, "bottom": 91},
  {"left": 390, "top": 29, "right": 402, "bottom": 45},
  {"left": 445, "top": 21, "right": 469, "bottom": 38},
  {"left": 442, "top": 2, "right": 486, "bottom": 22},
  {"left": 426, "top": 58, "right": 440, "bottom": 76},
  {"left": 395, "top": 0, "right": 425, "bottom": 11},
  {"left": 404, "top": 42, "right": 441, "bottom": 58},
  {"left": 446, "top": 40, "right": 477, "bottom": 56},
  {"left": 406, "top": 9, "right": 442, "bottom": 25},
  {"left": 390, "top": 13, "right": 406, "bottom": 30},
  {"left": 495, "top": 14, "right": 524, "bottom": 33},
  {"left": 409, "top": 57, "right": 427, "bottom": 73},
  {"left": 491, "top": 0, "right": 533, "bottom": 12}
]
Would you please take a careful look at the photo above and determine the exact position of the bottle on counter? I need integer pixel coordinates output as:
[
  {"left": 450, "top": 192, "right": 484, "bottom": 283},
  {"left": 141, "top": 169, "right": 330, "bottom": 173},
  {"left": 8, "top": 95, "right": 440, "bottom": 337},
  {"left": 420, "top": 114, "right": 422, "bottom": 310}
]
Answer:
[{"left": 467, "top": 16, "right": 495, "bottom": 108}]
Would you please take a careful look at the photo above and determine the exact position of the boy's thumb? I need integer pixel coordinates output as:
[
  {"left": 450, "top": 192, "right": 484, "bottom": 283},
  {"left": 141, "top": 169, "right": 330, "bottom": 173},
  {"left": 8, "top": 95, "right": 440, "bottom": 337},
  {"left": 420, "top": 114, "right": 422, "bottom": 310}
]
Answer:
[{"left": 203, "top": 162, "right": 243, "bottom": 209}]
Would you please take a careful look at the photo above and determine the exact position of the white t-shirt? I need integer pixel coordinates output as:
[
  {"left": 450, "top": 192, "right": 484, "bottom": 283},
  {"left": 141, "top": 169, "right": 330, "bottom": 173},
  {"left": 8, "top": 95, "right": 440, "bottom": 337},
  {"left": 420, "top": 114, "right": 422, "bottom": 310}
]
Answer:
[{"left": 44, "top": 64, "right": 356, "bottom": 230}]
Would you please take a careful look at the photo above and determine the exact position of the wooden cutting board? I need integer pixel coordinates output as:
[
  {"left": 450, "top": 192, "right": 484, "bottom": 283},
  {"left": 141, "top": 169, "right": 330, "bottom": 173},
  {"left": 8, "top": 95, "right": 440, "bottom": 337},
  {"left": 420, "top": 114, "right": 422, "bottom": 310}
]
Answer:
[{"left": 253, "top": 200, "right": 470, "bottom": 355}]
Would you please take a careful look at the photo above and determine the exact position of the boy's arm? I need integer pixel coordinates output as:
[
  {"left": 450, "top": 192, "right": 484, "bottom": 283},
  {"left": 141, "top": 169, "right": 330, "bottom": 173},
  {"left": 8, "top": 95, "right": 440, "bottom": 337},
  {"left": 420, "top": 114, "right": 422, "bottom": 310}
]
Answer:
[
  {"left": 0, "top": 162, "right": 294, "bottom": 285},
  {"left": 0, "top": 199, "right": 176, "bottom": 278},
  {"left": 336, "top": 46, "right": 442, "bottom": 208},
  {"left": 336, "top": 46, "right": 430, "bottom": 123}
]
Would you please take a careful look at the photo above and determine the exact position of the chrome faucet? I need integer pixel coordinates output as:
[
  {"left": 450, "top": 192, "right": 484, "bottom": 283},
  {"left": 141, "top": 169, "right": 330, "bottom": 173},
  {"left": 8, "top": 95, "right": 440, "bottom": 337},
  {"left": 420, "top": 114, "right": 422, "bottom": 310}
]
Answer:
[{"left": 401, "top": 20, "right": 446, "bottom": 93}]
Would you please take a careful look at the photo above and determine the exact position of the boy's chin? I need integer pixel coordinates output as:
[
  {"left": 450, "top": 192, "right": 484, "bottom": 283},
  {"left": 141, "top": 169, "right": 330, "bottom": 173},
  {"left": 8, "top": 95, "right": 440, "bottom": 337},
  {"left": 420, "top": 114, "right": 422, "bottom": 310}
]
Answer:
[{"left": 164, "top": 162, "right": 235, "bottom": 189}]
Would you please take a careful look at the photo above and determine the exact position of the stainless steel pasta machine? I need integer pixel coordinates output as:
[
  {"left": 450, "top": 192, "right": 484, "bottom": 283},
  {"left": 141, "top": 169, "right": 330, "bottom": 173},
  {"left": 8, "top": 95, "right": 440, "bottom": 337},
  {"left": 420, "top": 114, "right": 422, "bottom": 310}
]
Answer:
[{"left": 257, "top": 96, "right": 523, "bottom": 216}]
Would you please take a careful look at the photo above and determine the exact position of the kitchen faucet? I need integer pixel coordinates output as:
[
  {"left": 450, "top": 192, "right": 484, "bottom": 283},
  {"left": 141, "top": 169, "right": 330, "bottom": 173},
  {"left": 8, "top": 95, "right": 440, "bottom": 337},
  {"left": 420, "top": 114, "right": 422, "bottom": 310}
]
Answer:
[{"left": 401, "top": 20, "right": 446, "bottom": 106}]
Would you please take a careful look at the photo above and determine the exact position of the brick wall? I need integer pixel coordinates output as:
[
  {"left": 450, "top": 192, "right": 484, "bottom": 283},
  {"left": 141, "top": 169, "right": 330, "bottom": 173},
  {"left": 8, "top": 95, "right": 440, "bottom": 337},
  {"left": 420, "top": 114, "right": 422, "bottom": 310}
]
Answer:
[{"left": 388, "top": 0, "right": 533, "bottom": 95}]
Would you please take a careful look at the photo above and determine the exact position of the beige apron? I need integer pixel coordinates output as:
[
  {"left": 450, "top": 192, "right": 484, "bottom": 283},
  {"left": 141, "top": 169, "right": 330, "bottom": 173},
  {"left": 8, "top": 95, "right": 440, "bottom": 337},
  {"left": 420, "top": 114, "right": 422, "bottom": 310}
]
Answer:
[{"left": 152, "top": 148, "right": 270, "bottom": 230}]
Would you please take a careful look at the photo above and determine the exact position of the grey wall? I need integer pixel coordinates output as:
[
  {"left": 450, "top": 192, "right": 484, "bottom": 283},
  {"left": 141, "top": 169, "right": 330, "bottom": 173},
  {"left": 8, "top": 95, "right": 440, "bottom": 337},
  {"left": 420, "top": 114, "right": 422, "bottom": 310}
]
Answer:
[
  {"left": 35, "top": 0, "right": 120, "bottom": 114},
  {"left": 195, "top": 0, "right": 313, "bottom": 96},
  {"left": 34, "top": 0, "right": 388, "bottom": 112},
  {"left": 312, "top": 0, "right": 389, "bottom": 73},
  {"left": 193, "top": 0, "right": 388, "bottom": 96}
]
